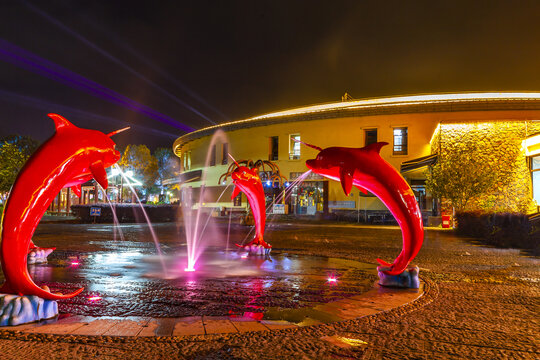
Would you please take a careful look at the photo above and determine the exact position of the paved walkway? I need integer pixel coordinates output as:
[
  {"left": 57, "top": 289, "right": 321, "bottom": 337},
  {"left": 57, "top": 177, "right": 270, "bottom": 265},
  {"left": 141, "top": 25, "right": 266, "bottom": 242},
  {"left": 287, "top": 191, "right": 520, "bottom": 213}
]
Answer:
[
  {"left": 0, "top": 223, "right": 537, "bottom": 359},
  {"left": 2, "top": 282, "right": 423, "bottom": 337}
]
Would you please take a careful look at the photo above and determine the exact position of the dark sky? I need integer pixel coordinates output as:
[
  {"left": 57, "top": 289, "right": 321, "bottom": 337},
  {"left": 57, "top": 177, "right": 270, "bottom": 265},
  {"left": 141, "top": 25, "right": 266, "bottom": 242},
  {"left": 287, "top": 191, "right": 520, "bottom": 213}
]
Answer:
[{"left": 2, "top": 0, "right": 540, "bottom": 149}]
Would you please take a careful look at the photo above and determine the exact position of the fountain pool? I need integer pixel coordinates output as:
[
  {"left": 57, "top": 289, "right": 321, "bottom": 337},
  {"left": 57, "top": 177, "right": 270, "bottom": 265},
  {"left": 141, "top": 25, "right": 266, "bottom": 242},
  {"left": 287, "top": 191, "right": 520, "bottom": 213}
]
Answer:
[{"left": 7, "top": 222, "right": 377, "bottom": 320}]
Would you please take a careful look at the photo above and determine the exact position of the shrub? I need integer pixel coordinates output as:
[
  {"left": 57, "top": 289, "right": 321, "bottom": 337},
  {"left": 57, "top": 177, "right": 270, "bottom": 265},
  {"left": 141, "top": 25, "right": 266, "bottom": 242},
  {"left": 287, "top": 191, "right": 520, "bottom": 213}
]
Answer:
[
  {"left": 71, "top": 204, "right": 180, "bottom": 223},
  {"left": 455, "top": 212, "right": 539, "bottom": 255}
]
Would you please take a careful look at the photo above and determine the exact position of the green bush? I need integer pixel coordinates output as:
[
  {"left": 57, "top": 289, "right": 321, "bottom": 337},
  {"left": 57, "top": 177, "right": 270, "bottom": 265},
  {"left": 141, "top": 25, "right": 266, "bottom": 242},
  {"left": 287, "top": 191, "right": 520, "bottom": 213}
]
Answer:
[{"left": 456, "top": 212, "right": 539, "bottom": 255}]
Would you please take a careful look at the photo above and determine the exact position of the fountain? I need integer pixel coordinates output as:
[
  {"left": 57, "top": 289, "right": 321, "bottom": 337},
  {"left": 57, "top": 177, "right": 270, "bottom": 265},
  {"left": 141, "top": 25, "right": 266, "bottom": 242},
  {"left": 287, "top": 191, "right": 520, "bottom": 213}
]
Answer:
[
  {"left": 218, "top": 157, "right": 289, "bottom": 255},
  {"left": 302, "top": 140, "right": 423, "bottom": 288},
  {"left": 0, "top": 114, "right": 125, "bottom": 325},
  {"left": 0, "top": 121, "right": 418, "bottom": 331},
  {"left": 182, "top": 130, "right": 228, "bottom": 271}
]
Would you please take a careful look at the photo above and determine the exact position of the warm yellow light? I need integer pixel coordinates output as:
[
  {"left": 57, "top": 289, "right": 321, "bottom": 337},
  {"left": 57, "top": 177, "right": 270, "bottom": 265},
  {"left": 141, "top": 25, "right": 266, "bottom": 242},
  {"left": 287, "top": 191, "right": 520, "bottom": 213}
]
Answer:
[
  {"left": 524, "top": 134, "right": 540, "bottom": 156},
  {"left": 178, "top": 92, "right": 540, "bottom": 142},
  {"left": 336, "top": 336, "right": 368, "bottom": 346},
  {"left": 429, "top": 123, "right": 441, "bottom": 148}
]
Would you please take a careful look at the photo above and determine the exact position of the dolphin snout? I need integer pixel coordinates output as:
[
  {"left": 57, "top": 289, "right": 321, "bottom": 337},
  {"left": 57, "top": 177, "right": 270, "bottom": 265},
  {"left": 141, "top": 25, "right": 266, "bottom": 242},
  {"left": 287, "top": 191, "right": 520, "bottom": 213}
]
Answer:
[{"left": 305, "top": 159, "right": 317, "bottom": 170}]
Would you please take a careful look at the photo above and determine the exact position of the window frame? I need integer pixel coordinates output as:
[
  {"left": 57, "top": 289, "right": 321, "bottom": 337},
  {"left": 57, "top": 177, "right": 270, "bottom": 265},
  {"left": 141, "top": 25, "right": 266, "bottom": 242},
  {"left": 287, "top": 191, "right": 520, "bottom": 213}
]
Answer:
[
  {"left": 289, "top": 134, "right": 301, "bottom": 160},
  {"left": 364, "top": 128, "right": 378, "bottom": 147},
  {"left": 209, "top": 145, "right": 216, "bottom": 166},
  {"left": 392, "top": 127, "right": 408, "bottom": 155},
  {"left": 222, "top": 143, "right": 228, "bottom": 165},
  {"left": 269, "top": 136, "right": 279, "bottom": 161}
]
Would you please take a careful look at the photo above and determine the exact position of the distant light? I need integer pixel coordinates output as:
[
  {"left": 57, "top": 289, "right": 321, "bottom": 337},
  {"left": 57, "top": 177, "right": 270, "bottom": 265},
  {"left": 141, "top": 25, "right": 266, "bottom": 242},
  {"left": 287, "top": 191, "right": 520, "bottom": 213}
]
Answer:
[
  {"left": 524, "top": 134, "right": 540, "bottom": 156},
  {"left": 71, "top": 261, "right": 80, "bottom": 266},
  {"left": 88, "top": 296, "right": 102, "bottom": 301},
  {"left": 125, "top": 170, "right": 133, "bottom": 177},
  {"left": 184, "top": 266, "right": 195, "bottom": 272},
  {"left": 266, "top": 180, "right": 271, "bottom": 186},
  {"left": 241, "top": 253, "right": 249, "bottom": 259},
  {"left": 285, "top": 182, "right": 289, "bottom": 187},
  {"left": 177, "top": 92, "right": 540, "bottom": 141},
  {"left": 110, "top": 168, "right": 120, "bottom": 176},
  {"left": 327, "top": 277, "right": 338, "bottom": 283}
]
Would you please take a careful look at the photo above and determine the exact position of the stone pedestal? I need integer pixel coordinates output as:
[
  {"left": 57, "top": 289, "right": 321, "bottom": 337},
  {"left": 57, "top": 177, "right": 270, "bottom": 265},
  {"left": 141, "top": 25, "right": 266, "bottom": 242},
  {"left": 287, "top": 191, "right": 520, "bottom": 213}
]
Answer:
[
  {"left": 377, "top": 265, "right": 420, "bottom": 289},
  {"left": 244, "top": 245, "right": 271, "bottom": 255},
  {"left": 0, "top": 294, "right": 58, "bottom": 326},
  {"left": 27, "top": 247, "right": 55, "bottom": 264}
]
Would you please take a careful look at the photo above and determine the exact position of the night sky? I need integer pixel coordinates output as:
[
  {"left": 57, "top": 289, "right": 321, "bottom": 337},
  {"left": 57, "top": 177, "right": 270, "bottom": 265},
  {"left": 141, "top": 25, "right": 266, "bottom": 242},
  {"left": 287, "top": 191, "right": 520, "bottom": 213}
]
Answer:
[{"left": 2, "top": 0, "right": 540, "bottom": 149}]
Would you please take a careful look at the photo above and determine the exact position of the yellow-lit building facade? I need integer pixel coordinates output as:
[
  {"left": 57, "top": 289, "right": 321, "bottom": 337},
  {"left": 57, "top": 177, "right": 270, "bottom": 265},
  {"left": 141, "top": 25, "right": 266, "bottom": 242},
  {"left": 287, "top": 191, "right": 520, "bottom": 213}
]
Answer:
[{"left": 173, "top": 93, "right": 540, "bottom": 220}]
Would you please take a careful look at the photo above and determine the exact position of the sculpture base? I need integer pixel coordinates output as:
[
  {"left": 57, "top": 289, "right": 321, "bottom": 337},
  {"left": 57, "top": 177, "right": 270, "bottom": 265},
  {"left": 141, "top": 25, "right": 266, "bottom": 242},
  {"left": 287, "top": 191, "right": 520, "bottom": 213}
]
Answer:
[
  {"left": 245, "top": 245, "right": 271, "bottom": 255},
  {"left": 0, "top": 294, "right": 58, "bottom": 326},
  {"left": 377, "top": 265, "right": 420, "bottom": 289},
  {"left": 28, "top": 247, "right": 55, "bottom": 264}
]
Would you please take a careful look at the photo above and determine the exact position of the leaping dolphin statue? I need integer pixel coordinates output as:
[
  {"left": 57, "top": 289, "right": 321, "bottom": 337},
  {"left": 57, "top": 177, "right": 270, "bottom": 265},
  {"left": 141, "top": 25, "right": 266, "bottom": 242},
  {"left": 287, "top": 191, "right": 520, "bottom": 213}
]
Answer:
[
  {"left": 0, "top": 114, "right": 126, "bottom": 300},
  {"left": 230, "top": 165, "right": 271, "bottom": 250},
  {"left": 303, "top": 141, "right": 424, "bottom": 275}
]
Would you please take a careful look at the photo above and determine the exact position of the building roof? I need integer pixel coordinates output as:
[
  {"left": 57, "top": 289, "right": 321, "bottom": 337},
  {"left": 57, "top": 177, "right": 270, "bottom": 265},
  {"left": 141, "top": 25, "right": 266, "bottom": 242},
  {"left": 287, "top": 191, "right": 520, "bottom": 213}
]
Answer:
[{"left": 174, "top": 92, "right": 540, "bottom": 153}]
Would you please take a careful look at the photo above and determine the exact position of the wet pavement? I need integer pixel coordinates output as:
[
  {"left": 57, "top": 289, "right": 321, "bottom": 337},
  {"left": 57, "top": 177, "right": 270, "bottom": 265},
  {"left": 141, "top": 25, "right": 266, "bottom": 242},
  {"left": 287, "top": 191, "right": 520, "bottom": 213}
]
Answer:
[
  {"left": 0, "top": 220, "right": 538, "bottom": 359},
  {"left": 7, "top": 222, "right": 376, "bottom": 318}
]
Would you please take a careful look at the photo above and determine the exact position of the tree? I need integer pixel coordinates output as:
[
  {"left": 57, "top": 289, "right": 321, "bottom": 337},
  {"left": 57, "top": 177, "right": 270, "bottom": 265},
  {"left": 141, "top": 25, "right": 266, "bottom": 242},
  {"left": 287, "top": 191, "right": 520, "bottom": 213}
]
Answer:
[
  {"left": 0, "top": 143, "right": 27, "bottom": 194},
  {"left": 0, "top": 135, "right": 39, "bottom": 195},
  {"left": 118, "top": 144, "right": 158, "bottom": 193},
  {"left": 425, "top": 143, "right": 518, "bottom": 212},
  {"left": 1, "top": 135, "right": 40, "bottom": 158},
  {"left": 154, "top": 147, "right": 180, "bottom": 190}
]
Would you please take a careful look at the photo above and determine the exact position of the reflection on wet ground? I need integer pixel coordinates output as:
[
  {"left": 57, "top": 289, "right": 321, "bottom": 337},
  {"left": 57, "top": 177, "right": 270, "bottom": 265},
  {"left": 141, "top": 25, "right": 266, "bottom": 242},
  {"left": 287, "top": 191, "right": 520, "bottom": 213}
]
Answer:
[{"left": 4, "top": 223, "right": 377, "bottom": 318}]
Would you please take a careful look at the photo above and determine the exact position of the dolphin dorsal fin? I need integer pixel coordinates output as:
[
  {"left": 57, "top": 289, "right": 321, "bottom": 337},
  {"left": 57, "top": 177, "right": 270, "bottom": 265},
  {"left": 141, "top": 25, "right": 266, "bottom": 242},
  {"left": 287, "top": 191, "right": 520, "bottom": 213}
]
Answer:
[
  {"left": 362, "top": 142, "right": 388, "bottom": 153},
  {"left": 48, "top": 113, "right": 75, "bottom": 132}
]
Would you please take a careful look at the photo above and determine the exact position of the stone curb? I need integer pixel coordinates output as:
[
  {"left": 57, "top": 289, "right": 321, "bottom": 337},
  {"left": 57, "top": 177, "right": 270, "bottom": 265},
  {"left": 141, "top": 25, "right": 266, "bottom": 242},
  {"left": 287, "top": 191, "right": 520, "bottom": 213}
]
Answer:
[{"left": 0, "top": 279, "right": 426, "bottom": 340}]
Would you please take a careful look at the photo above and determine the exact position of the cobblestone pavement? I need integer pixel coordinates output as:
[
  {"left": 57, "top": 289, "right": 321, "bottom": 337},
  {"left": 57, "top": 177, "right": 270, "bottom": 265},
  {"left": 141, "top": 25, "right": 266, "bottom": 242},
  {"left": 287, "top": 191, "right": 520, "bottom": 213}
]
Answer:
[{"left": 0, "top": 222, "right": 538, "bottom": 359}]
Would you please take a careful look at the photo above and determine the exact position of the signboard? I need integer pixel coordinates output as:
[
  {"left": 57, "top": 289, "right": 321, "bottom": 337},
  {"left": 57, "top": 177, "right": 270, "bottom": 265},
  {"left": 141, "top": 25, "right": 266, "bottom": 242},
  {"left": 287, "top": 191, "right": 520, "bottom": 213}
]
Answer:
[
  {"left": 90, "top": 207, "right": 102, "bottom": 216},
  {"left": 272, "top": 204, "right": 287, "bottom": 214},
  {"left": 289, "top": 172, "right": 324, "bottom": 181},
  {"left": 328, "top": 201, "right": 356, "bottom": 209}
]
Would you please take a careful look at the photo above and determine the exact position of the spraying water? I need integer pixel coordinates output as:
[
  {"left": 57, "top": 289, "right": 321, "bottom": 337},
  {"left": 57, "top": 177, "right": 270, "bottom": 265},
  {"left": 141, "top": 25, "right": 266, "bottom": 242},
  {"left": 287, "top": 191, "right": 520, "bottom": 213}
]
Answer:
[
  {"left": 114, "top": 165, "right": 168, "bottom": 276},
  {"left": 183, "top": 130, "right": 229, "bottom": 271},
  {"left": 98, "top": 184, "right": 125, "bottom": 241}
]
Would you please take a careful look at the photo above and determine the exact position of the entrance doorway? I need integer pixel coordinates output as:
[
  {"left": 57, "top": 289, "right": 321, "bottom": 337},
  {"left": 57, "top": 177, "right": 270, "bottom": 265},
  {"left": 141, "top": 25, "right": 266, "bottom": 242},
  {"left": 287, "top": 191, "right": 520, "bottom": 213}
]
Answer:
[{"left": 290, "top": 181, "right": 326, "bottom": 215}]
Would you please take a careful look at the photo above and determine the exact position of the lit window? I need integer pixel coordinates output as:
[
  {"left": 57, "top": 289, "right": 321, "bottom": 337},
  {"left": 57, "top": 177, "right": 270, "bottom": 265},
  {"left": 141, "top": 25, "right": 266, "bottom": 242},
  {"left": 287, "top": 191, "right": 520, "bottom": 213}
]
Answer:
[
  {"left": 364, "top": 129, "right": 377, "bottom": 146},
  {"left": 532, "top": 156, "right": 540, "bottom": 206},
  {"left": 222, "top": 143, "right": 228, "bottom": 165},
  {"left": 187, "top": 151, "right": 191, "bottom": 170},
  {"left": 393, "top": 127, "right": 408, "bottom": 155},
  {"left": 289, "top": 134, "right": 301, "bottom": 160},
  {"left": 269, "top": 136, "right": 279, "bottom": 161}
]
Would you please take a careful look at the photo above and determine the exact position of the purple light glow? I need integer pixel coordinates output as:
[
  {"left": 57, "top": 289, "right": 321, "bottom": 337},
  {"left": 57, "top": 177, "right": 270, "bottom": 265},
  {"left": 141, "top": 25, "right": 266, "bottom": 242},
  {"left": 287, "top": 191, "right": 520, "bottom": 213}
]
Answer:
[
  {"left": 88, "top": 296, "right": 102, "bottom": 301},
  {"left": 0, "top": 39, "right": 194, "bottom": 132}
]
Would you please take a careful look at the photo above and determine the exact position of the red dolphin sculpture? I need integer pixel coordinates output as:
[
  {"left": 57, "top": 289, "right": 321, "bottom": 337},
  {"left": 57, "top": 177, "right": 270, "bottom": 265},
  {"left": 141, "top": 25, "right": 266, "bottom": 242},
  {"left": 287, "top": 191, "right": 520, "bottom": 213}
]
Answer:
[
  {"left": 230, "top": 166, "right": 271, "bottom": 250},
  {"left": 0, "top": 114, "right": 125, "bottom": 300},
  {"left": 304, "top": 141, "right": 424, "bottom": 275}
]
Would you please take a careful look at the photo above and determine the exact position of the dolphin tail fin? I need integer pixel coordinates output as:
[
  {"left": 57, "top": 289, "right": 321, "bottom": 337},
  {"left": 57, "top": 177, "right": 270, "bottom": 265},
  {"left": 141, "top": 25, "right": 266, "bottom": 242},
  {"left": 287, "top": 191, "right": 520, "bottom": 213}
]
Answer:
[
  {"left": 376, "top": 258, "right": 392, "bottom": 267},
  {"left": 1, "top": 266, "right": 84, "bottom": 300},
  {"left": 362, "top": 142, "right": 388, "bottom": 153}
]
